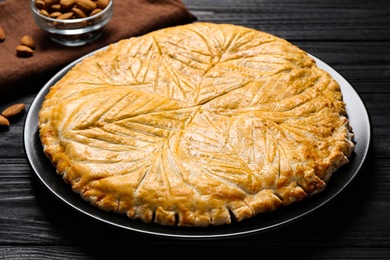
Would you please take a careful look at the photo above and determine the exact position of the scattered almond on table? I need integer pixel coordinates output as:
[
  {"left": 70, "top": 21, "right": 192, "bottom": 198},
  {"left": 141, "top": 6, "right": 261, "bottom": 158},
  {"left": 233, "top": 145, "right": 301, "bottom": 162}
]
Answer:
[
  {"left": 2, "top": 103, "right": 26, "bottom": 118},
  {"left": 0, "top": 103, "right": 26, "bottom": 127},
  {"left": 15, "top": 45, "right": 34, "bottom": 57},
  {"left": 16, "top": 35, "right": 35, "bottom": 57},
  {"left": 0, "top": 115, "right": 10, "bottom": 127},
  {"left": 0, "top": 20, "right": 36, "bottom": 57},
  {"left": 20, "top": 35, "right": 36, "bottom": 50}
]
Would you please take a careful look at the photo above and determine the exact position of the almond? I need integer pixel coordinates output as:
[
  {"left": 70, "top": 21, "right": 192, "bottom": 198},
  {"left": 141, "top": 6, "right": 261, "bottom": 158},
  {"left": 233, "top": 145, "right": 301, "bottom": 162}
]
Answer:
[
  {"left": 50, "top": 4, "right": 62, "bottom": 12},
  {"left": 0, "top": 26, "right": 5, "bottom": 42},
  {"left": 49, "top": 11, "right": 63, "bottom": 18},
  {"left": 56, "top": 12, "right": 74, "bottom": 20},
  {"left": 44, "top": 0, "right": 60, "bottom": 4},
  {"left": 20, "top": 35, "right": 35, "bottom": 50},
  {"left": 39, "top": 9, "right": 50, "bottom": 17},
  {"left": 2, "top": 103, "right": 26, "bottom": 118},
  {"left": 0, "top": 115, "right": 10, "bottom": 126},
  {"left": 90, "top": 8, "right": 102, "bottom": 16},
  {"left": 60, "top": 0, "right": 76, "bottom": 9},
  {"left": 35, "top": 0, "right": 47, "bottom": 10},
  {"left": 15, "top": 45, "right": 34, "bottom": 57},
  {"left": 75, "top": 0, "right": 97, "bottom": 14},
  {"left": 96, "top": 0, "right": 109, "bottom": 9},
  {"left": 72, "top": 7, "right": 87, "bottom": 18}
]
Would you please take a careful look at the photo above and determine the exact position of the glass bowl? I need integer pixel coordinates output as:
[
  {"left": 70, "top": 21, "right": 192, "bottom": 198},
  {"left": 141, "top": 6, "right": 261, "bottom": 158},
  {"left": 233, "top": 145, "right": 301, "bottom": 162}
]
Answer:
[{"left": 31, "top": 0, "right": 113, "bottom": 47}]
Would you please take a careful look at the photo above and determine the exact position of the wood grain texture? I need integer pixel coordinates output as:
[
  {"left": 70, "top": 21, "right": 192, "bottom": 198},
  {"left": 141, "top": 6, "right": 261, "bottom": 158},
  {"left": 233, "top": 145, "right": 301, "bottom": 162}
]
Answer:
[
  {"left": 1, "top": 0, "right": 390, "bottom": 258},
  {"left": 183, "top": 0, "right": 390, "bottom": 40},
  {"left": 2, "top": 245, "right": 390, "bottom": 259}
]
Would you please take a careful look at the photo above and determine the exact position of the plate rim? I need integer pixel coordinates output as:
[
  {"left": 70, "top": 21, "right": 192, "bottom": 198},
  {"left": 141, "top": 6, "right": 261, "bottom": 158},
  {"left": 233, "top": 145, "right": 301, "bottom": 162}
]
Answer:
[{"left": 23, "top": 48, "right": 371, "bottom": 240}]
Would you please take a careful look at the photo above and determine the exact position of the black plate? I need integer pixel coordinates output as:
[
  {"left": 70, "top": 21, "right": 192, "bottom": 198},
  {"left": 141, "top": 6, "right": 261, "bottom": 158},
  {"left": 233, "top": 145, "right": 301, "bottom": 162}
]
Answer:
[{"left": 24, "top": 51, "right": 371, "bottom": 239}]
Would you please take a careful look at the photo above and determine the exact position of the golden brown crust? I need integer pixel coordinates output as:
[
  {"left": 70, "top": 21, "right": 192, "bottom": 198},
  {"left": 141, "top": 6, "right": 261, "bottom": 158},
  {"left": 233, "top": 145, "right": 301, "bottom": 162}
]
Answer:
[{"left": 38, "top": 22, "right": 354, "bottom": 227}]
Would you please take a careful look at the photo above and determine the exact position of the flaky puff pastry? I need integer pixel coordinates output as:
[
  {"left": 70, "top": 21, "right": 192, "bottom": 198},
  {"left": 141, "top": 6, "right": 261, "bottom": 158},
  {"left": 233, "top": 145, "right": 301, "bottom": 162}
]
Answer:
[{"left": 39, "top": 22, "right": 354, "bottom": 227}]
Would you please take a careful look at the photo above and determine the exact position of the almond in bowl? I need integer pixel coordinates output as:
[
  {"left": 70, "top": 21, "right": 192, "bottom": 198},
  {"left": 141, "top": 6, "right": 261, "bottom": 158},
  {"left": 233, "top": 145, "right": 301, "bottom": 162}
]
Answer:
[{"left": 31, "top": 0, "right": 113, "bottom": 46}]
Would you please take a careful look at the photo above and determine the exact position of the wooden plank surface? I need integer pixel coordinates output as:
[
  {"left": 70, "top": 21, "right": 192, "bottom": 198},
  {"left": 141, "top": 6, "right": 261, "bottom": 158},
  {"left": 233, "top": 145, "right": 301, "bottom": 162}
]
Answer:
[
  {"left": 184, "top": 0, "right": 390, "bottom": 40},
  {"left": 1, "top": 0, "right": 390, "bottom": 258}
]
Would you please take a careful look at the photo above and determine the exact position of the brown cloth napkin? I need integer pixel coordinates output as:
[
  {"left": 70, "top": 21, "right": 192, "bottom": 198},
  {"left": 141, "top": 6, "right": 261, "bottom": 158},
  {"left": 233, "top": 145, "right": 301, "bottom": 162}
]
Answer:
[{"left": 0, "top": 0, "right": 197, "bottom": 94}]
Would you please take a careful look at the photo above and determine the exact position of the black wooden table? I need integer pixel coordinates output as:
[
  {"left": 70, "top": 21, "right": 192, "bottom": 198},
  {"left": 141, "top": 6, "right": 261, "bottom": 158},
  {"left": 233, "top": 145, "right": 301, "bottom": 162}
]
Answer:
[{"left": 1, "top": 0, "right": 390, "bottom": 258}]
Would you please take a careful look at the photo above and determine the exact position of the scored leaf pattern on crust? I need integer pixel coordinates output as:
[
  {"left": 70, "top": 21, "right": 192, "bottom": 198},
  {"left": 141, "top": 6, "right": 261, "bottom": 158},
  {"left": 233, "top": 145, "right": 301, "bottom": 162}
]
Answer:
[{"left": 39, "top": 23, "right": 354, "bottom": 226}]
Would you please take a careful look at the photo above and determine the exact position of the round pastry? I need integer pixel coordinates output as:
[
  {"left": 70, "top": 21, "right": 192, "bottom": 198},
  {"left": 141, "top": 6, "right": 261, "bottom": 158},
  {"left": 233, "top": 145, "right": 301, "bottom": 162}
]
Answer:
[{"left": 38, "top": 22, "right": 354, "bottom": 227}]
